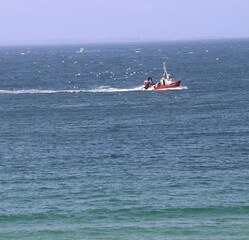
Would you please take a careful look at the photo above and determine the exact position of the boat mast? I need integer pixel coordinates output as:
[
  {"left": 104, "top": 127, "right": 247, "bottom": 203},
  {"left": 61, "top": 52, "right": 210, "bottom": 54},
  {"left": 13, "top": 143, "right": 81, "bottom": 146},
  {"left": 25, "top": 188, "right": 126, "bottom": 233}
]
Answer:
[{"left": 163, "top": 62, "right": 170, "bottom": 78}]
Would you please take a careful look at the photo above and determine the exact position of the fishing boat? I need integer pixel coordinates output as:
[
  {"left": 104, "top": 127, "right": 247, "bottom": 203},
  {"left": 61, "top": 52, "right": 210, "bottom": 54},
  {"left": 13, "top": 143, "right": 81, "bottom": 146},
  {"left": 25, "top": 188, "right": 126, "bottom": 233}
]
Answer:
[{"left": 143, "top": 62, "right": 181, "bottom": 90}]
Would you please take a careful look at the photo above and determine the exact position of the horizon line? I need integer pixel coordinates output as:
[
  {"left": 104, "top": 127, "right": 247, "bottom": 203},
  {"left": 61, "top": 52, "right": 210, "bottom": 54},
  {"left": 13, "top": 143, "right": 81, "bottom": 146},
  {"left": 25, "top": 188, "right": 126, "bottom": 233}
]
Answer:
[{"left": 0, "top": 36, "right": 249, "bottom": 47}]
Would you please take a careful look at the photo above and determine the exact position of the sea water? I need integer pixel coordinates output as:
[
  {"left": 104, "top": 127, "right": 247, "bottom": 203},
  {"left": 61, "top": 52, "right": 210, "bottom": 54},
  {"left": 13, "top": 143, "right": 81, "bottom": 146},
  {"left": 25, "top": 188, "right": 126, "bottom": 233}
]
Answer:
[{"left": 0, "top": 40, "right": 249, "bottom": 239}]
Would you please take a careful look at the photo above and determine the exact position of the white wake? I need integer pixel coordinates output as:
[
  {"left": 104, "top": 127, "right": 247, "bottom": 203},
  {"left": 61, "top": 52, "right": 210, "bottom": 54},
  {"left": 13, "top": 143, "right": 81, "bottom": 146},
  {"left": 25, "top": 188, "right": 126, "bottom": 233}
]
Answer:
[{"left": 0, "top": 86, "right": 187, "bottom": 95}]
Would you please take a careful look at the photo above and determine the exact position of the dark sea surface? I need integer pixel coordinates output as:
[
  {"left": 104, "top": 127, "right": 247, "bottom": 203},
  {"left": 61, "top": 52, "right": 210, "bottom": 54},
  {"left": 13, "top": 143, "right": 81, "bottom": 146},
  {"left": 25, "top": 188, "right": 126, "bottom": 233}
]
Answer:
[{"left": 0, "top": 40, "right": 249, "bottom": 239}]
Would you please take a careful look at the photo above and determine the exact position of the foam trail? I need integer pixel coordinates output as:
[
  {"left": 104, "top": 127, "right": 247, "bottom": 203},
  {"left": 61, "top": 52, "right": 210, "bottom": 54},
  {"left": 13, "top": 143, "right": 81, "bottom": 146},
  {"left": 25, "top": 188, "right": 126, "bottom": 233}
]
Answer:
[
  {"left": 0, "top": 86, "right": 143, "bottom": 95},
  {"left": 167, "top": 86, "right": 188, "bottom": 90},
  {"left": 0, "top": 86, "right": 187, "bottom": 95},
  {"left": 86, "top": 86, "right": 143, "bottom": 92},
  {"left": 0, "top": 89, "right": 62, "bottom": 94}
]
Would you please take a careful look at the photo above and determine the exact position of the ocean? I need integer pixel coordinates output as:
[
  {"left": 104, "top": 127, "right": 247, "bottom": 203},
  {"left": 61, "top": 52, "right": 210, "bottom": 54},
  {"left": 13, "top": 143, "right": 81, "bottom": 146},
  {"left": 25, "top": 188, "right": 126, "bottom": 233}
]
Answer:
[{"left": 0, "top": 39, "right": 249, "bottom": 239}]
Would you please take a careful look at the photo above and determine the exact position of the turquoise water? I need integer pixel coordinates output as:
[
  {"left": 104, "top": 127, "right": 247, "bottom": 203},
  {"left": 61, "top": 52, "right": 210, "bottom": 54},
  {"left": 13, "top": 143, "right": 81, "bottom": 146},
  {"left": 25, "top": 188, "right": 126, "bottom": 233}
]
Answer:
[{"left": 0, "top": 40, "right": 249, "bottom": 239}]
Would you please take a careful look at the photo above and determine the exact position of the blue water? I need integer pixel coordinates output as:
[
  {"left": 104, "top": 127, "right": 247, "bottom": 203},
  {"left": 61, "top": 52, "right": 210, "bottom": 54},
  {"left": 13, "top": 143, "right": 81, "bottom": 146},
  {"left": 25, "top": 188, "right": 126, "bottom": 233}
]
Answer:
[{"left": 1, "top": 40, "right": 249, "bottom": 239}]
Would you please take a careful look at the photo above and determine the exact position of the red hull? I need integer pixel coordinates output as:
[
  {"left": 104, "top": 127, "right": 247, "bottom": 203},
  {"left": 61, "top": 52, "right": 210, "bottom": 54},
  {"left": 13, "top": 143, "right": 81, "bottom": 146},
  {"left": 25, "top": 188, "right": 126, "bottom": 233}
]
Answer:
[{"left": 154, "top": 81, "right": 181, "bottom": 90}]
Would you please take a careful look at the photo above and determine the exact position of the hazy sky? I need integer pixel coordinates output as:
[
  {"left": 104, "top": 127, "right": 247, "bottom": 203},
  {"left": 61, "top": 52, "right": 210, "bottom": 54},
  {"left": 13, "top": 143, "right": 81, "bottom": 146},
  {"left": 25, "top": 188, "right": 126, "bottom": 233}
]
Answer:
[{"left": 0, "top": 0, "right": 249, "bottom": 43}]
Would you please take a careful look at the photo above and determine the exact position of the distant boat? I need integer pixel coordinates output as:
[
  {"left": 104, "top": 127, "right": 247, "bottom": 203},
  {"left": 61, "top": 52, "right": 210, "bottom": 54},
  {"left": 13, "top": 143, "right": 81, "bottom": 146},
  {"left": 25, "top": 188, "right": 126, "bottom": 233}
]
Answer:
[
  {"left": 143, "top": 62, "right": 181, "bottom": 90},
  {"left": 79, "top": 48, "right": 85, "bottom": 53}
]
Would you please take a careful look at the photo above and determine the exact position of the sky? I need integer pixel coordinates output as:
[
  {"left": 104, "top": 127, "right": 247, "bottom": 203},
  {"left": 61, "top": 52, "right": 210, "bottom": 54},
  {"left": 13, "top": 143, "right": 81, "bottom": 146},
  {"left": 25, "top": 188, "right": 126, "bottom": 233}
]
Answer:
[{"left": 0, "top": 0, "right": 249, "bottom": 43}]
